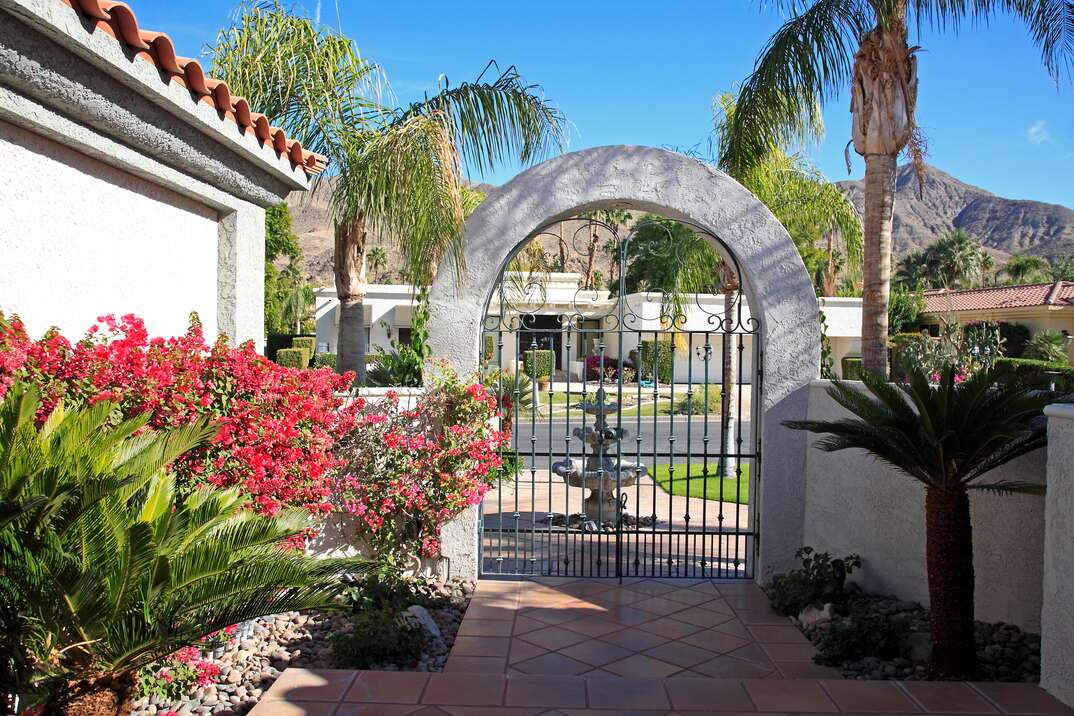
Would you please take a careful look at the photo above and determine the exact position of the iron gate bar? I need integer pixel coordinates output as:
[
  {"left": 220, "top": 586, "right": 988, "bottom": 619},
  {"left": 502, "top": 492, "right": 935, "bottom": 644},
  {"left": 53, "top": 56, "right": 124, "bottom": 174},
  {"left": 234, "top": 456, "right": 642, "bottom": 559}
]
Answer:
[{"left": 479, "top": 215, "right": 761, "bottom": 579}]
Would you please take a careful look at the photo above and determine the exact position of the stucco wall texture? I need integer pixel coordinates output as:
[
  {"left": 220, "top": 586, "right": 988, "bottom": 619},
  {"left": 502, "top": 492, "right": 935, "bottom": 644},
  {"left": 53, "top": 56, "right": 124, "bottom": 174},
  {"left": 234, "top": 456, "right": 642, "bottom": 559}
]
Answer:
[
  {"left": 1041, "top": 405, "right": 1074, "bottom": 706},
  {"left": 803, "top": 381, "right": 1047, "bottom": 631},
  {"left": 0, "top": 119, "right": 219, "bottom": 339}
]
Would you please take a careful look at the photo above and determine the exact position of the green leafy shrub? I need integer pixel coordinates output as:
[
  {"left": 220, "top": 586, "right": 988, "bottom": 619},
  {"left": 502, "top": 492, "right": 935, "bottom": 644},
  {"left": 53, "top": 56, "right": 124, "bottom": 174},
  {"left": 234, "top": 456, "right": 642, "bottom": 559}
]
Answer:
[
  {"left": 1024, "top": 330, "right": 1070, "bottom": 364},
  {"left": 841, "top": 356, "right": 863, "bottom": 380},
  {"left": 366, "top": 346, "right": 422, "bottom": 386},
  {"left": 998, "top": 322, "right": 1031, "bottom": 358},
  {"left": 994, "top": 357, "right": 1074, "bottom": 392},
  {"left": 522, "top": 349, "right": 554, "bottom": 380},
  {"left": 291, "top": 336, "right": 316, "bottom": 366},
  {"left": 768, "top": 547, "right": 862, "bottom": 616},
  {"left": 276, "top": 347, "right": 307, "bottom": 369},
  {"left": 674, "top": 385, "right": 722, "bottom": 415},
  {"left": 638, "top": 340, "right": 674, "bottom": 383},
  {"left": 313, "top": 353, "right": 337, "bottom": 370},
  {"left": 331, "top": 611, "right": 424, "bottom": 670},
  {"left": 814, "top": 603, "right": 911, "bottom": 665},
  {"left": 482, "top": 334, "right": 496, "bottom": 362}
]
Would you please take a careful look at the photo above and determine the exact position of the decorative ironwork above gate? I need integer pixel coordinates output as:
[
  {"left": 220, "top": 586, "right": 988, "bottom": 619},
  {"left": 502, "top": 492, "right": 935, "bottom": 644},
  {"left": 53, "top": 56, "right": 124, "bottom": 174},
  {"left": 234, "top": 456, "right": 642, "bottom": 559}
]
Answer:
[{"left": 479, "top": 215, "right": 762, "bottom": 579}]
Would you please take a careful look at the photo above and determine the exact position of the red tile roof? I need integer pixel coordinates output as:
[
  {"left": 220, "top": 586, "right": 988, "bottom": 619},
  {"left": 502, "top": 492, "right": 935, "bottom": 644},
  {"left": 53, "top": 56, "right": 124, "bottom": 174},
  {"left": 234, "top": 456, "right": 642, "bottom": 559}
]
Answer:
[
  {"left": 923, "top": 282, "right": 1074, "bottom": 313},
  {"left": 62, "top": 0, "right": 327, "bottom": 176}
]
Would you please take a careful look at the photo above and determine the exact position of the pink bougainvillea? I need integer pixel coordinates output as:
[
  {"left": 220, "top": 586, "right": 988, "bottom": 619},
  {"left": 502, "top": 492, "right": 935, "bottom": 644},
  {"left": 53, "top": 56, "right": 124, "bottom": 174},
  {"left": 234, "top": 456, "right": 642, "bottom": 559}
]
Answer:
[
  {"left": 332, "top": 368, "right": 508, "bottom": 560},
  {"left": 0, "top": 312, "right": 356, "bottom": 515}
]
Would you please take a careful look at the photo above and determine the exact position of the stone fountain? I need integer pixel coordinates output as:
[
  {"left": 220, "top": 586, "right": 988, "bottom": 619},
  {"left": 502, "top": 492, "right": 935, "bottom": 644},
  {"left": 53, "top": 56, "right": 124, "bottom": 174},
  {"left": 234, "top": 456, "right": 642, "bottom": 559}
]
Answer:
[{"left": 551, "top": 387, "right": 648, "bottom": 526}]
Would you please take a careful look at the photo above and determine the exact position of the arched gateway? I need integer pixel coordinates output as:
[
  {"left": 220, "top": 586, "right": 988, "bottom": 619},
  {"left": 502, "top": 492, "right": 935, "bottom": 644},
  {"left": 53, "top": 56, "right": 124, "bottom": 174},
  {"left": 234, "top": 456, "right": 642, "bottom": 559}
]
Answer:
[{"left": 428, "top": 145, "right": 819, "bottom": 583}]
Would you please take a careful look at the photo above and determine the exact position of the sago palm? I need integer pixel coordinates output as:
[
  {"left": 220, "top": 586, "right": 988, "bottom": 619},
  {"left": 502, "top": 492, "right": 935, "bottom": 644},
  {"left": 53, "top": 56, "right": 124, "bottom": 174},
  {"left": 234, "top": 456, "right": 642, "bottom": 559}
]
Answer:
[
  {"left": 724, "top": 0, "right": 1074, "bottom": 375},
  {"left": 785, "top": 366, "right": 1062, "bottom": 677},
  {"left": 0, "top": 384, "right": 365, "bottom": 715},
  {"left": 210, "top": 3, "right": 566, "bottom": 384}
]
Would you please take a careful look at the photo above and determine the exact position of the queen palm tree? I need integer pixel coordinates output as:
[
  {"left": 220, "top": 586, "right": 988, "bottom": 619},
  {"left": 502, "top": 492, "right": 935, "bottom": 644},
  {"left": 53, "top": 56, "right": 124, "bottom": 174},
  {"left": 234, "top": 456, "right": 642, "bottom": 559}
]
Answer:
[
  {"left": 785, "top": 366, "right": 1061, "bottom": 677},
  {"left": 210, "top": 3, "right": 565, "bottom": 383},
  {"left": 723, "top": 1, "right": 1074, "bottom": 375}
]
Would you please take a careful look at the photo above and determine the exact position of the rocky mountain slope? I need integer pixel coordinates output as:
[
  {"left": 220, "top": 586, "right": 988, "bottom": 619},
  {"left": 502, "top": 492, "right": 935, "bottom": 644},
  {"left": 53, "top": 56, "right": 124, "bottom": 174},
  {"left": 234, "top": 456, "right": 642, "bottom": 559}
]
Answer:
[
  {"left": 288, "top": 165, "right": 1074, "bottom": 287},
  {"left": 836, "top": 164, "right": 1074, "bottom": 260}
]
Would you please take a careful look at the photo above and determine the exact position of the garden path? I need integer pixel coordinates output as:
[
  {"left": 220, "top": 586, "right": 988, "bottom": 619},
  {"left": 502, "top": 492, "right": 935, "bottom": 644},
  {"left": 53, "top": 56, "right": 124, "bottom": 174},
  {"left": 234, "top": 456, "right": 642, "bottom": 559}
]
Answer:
[{"left": 252, "top": 579, "right": 1072, "bottom": 715}]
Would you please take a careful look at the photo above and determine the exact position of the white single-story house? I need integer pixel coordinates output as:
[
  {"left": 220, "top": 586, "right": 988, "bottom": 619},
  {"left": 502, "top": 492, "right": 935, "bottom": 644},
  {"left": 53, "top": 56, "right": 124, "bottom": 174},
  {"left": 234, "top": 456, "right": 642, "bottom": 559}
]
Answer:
[
  {"left": 0, "top": 0, "right": 325, "bottom": 349},
  {"left": 315, "top": 275, "right": 866, "bottom": 379}
]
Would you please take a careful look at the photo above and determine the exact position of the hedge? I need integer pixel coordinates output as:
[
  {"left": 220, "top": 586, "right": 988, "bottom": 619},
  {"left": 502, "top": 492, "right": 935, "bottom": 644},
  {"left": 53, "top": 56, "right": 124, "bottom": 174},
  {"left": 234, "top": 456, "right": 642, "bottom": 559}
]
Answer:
[
  {"left": 276, "top": 348, "right": 307, "bottom": 369},
  {"left": 482, "top": 334, "right": 496, "bottom": 362},
  {"left": 841, "top": 356, "right": 863, "bottom": 380},
  {"left": 994, "top": 357, "right": 1074, "bottom": 391},
  {"left": 522, "top": 349, "right": 554, "bottom": 379},
  {"left": 291, "top": 336, "right": 316, "bottom": 367},
  {"left": 313, "top": 353, "right": 337, "bottom": 370},
  {"left": 637, "top": 340, "right": 674, "bottom": 384}
]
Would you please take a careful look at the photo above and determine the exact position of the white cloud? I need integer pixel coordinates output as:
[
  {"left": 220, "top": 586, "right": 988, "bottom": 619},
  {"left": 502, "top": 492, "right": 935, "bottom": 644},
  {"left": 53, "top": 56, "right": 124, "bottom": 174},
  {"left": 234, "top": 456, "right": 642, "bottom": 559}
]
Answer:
[{"left": 1026, "top": 120, "right": 1052, "bottom": 145}]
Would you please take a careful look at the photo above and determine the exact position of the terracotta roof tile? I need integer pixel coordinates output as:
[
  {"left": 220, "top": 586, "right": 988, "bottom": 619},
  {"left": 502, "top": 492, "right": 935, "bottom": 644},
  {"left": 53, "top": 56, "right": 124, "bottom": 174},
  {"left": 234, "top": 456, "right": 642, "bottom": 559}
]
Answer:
[
  {"left": 923, "top": 282, "right": 1074, "bottom": 312},
  {"left": 61, "top": 0, "right": 327, "bottom": 176}
]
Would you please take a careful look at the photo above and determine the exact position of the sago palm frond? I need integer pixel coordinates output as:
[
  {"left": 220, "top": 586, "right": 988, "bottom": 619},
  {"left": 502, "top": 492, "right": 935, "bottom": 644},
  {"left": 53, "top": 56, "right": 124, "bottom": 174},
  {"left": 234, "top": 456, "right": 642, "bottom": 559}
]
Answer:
[{"left": 784, "top": 366, "right": 1066, "bottom": 491}]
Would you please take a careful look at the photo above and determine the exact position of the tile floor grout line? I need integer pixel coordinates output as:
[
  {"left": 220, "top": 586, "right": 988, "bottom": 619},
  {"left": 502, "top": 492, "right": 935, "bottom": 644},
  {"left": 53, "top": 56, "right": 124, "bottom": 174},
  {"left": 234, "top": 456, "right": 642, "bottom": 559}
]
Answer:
[
  {"left": 966, "top": 682, "right": 1009, "bottom": 715},
  {"left": 894, "top": 679, "right": 932, "bottom": 714}
]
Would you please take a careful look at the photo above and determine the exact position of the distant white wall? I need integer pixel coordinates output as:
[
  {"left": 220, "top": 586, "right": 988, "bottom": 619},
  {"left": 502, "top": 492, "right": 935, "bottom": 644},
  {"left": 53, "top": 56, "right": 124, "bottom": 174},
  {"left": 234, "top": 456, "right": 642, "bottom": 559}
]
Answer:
[
  {"left": 0, "top": 120, "right": 219, "bottom": 339},
  {"left": 802, "top": 381, "right": 1046, "bottom": 631}
]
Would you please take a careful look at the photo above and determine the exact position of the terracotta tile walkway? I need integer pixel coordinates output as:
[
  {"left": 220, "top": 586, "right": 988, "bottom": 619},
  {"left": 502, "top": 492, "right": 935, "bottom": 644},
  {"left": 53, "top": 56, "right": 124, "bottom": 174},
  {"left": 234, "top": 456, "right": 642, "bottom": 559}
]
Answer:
[{"left": 251, "top": 578, "right": 1073, "bottom": 716}]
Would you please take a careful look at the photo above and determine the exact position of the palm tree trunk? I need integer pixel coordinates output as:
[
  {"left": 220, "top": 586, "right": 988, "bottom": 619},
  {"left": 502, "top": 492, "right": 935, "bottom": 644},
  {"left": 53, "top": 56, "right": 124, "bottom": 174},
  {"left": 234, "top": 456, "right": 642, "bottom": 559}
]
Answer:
[
  {"left": 925, "top": 487, "right": 977, "bottom": 678},
  {"left": 860, "top": 153, "right": 897, "bottom": 377},
  {"left": 335, "top": 215, "right": 368, "bottom": 385}
]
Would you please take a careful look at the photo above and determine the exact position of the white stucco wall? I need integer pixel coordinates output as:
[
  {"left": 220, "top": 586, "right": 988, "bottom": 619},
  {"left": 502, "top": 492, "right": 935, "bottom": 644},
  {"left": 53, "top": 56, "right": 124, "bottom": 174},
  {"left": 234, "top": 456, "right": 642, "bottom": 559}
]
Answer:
[
  {"left": 0, "top": 119, "right": 219, "bottom": 339},
  {"left": 1041, "top": 404, "right": 1074, "bottom": 706},
  {"left": 802, "top": 381, "right": 1047, "bottom": 631}
]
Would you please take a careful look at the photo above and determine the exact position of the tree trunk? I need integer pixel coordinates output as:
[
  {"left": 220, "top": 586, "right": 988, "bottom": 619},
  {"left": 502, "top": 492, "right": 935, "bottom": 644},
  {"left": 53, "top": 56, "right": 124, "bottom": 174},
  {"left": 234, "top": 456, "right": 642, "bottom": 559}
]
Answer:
[
  {"left": 335, "top": 215, "right": 368, "bottom": 385},
  {"left": 719, "top": 289, "right": 738, "bottom": 478},
  {"left": 558, "top": 221, "right": 568, "bottom": 272},
  {"left": 583, "top": 226, "right": 598, "bottom": 290},
  {"left": 860, "top": 154, "right": 897, "bottom": 376},
  {"left": 924, "top": 488, "right": 977, "bottom": 678},
  {"left": 850, "top": 13, "right": 916, "bottom": 377}
]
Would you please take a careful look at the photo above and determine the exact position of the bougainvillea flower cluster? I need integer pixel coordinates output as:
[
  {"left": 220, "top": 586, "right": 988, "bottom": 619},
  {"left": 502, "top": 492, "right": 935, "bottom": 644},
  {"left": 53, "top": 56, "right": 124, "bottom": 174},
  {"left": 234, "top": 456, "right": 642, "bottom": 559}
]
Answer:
[
  {"left": 0, "top": 312, "right": 356, "bottom": 515},
  {"left": 331, "top": 368, "right": 508, "bottom": 561}
]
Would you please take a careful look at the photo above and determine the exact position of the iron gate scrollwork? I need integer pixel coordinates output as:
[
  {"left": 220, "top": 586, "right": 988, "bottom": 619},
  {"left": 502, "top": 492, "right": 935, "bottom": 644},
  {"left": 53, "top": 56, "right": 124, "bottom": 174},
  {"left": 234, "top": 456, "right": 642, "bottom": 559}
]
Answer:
[{"left": 479, "top": 215, "right": 762, "bottom": 579}]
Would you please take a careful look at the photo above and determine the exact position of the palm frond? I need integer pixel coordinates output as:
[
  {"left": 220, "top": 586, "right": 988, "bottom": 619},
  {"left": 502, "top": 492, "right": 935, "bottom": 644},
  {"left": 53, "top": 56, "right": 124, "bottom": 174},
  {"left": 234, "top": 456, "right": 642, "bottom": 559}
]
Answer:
[{"left": 721, "top": 0, "right": 872, "bottom": 177}]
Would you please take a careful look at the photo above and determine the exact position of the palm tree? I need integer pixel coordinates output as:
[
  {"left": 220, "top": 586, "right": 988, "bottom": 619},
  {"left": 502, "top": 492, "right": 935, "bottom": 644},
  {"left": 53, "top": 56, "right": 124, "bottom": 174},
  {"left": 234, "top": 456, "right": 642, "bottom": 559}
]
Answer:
[
  {"left": 0, "top": 384, "right": 364, "bottom": 714},
  {"left": 1024, "top": 329, "right": 1071, "bottom": 363},
  {"left": 723, "top": 1, "right": 1073, "bottom": 376},
  {"left": 1000, "top": 253, "right": 1051, "bottom": 285},
  {"left": 785, "top": 367, "right": 1060, "bottom": 677},
  {"left": 367, "top": 246, "right": 389, "bottom": 283},
  {"left": 895, "top": 230, "right": 992, "bottom": 289},
  {"left": 210, "top": 3, "right": 565, "bottom": 384}
]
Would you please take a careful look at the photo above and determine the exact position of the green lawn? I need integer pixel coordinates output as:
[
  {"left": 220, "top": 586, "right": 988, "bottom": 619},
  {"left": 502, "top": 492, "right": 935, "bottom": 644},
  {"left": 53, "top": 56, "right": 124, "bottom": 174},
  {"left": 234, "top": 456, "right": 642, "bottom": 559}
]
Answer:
[{"left": 650, "top": 462, "right": 749, "bottom": 504}]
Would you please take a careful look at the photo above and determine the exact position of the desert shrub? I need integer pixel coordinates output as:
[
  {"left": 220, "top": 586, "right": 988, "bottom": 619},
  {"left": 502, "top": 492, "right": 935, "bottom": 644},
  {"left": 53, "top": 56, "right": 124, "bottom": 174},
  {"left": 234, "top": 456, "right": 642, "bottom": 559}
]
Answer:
[
  {"left": 814, "top": 603, "right": 911, "bottom": 665},
  {"left": 522, "top": 349, "right": 554, "bottom": 379},
  {"left": 638, "top": 340, "right": 674, "bottom": 383},
  {"left": 889, "top": 333, "right": 929, "bottom": 381},
  {"left": 331, "top": 367, "right": 507, "bottom": 564},
  {"left": 291, "top": 336, "right": 316, "bottom": 365},
  {"left": 0, "top": 312, "right": 355, "bottom": 515},
  {"left": 841, "top": 356, "right": 863, "bottom": 380},
  {"left": 768, "top": 547, "right": 862, "bottom": 616},
  {"left": 276, "top": 347, "right": 307, "bottom": 368},
  {"left": 998, "top": 322, "right": 1031, "bottom": 358},
  {"left": 313, "top": 353, "right": 337, "bottom": 370},
  {"left": 1024, "top": 330, "right": 1070, "bottom": 363},
  {"left": 673, "top": 385, "right": 722, "bottom": 415},
  {"left": 331, "top": 611, "right": 423, "bottom": 670}
]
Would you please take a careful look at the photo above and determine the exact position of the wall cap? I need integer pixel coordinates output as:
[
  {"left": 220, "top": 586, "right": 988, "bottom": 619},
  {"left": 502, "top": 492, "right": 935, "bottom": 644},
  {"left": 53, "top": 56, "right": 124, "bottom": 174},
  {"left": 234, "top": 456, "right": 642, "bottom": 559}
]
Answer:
[{"left": 1044, "top": 403, "right": 1074, "bottom": 421}]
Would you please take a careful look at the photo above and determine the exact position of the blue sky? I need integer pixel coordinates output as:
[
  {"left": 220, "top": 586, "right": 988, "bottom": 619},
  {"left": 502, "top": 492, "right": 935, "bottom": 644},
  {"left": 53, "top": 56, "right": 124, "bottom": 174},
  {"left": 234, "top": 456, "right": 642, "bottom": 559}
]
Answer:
[{"left": 138, "top": 1, "right": 1073, "bottom": 206}]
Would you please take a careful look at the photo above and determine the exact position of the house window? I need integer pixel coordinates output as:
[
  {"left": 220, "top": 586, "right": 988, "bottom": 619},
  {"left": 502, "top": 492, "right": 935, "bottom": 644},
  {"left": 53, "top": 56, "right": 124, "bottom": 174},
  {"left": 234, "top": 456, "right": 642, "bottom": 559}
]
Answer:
[{"left": 397, "top": 327, "right": 412, "bottom": 346}]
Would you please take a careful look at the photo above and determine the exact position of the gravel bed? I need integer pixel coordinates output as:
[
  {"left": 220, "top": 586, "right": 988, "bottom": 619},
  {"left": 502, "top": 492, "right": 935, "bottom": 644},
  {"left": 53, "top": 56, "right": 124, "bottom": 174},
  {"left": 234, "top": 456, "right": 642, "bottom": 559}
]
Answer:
[
  {"left": 798, "top": 589, "right": 1041, "bottom": 682},
  {"left": 130, "top": 579, "right": 475, "bottom": 716}
]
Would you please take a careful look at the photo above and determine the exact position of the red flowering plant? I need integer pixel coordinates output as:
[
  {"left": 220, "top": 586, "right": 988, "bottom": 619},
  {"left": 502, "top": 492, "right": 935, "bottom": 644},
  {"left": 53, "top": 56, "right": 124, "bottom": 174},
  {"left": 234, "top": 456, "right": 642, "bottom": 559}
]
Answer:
[
  {"left": 331, "top": 366, "right": 508, "bottom": 569},
  {"left": 0, "top": 311, "right": 357, "bottom": 515},
  {"left": 135, "top": 647, "right": 221, "bottom": 702}
]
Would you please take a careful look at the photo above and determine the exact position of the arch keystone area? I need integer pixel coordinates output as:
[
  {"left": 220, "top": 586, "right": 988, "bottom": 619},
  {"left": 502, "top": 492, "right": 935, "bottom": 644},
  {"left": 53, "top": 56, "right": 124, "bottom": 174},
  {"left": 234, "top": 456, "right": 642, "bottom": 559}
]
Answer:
[{"left": 428, "top": 145, "right": 819, "bottom": 581}]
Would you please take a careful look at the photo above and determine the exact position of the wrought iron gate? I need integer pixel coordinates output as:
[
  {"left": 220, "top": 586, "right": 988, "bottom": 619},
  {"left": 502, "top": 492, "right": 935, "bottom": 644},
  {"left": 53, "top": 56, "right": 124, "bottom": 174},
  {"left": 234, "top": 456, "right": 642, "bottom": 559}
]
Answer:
[{"left": 479, "top": 216, "right": 761, "bottom": 579}]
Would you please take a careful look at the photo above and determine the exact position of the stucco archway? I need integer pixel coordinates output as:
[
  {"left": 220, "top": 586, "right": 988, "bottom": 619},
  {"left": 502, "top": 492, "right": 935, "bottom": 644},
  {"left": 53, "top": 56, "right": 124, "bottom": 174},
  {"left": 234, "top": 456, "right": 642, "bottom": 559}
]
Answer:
[{"left": 428, "top": 145, "right": 819, "bottom": 581}]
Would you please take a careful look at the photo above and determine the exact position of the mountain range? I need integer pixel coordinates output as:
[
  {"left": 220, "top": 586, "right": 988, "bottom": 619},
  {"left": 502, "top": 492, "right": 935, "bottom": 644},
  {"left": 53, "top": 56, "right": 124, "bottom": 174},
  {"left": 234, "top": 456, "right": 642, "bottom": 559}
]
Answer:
[
  {"left": 287, "top": 164, "right": 1074, "bottom": 287},
  {"left": 836, "top": 164, "right": 1074, "bottom": 261}
]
